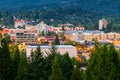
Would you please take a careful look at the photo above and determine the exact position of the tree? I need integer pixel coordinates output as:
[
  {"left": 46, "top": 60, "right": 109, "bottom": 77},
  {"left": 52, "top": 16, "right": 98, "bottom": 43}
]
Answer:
[
  {"left": 16, "top": 52, "right": 28, "bottom": 80},
  {"left": 62, "top": 26, "right": 65, "bottom": 31},
  {"left": 44, "top": 45, "right": 59, "bottom": 79},
  {"left": 86, "top": 43, "right": 120, "bottom": 80},
  {"left": 12, "top": 45, "right": 20, "bottom": 79},
  {"left": 27, "top": 44, "right": 45, "bottom": 80},
  {"left": 70, "top": 61, "right": 84, "bottom": 80},
  {"left": 49, "top": 56, "right": 63, "bottom": 80},
  {"left": 60, "top": 53, "right": 73, "bottom": 80},
  {"left": 0, "top": 38, "right": 13, "bottom": 80},
  {"left": 53, "top": 34, "right": 60, "bottom": 45}
]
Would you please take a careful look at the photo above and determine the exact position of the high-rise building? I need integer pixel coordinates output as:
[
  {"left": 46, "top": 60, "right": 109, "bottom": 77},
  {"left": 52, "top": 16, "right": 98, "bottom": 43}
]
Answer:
[{"left": 99, "top": 18, "right": 107, "bottom": 30}]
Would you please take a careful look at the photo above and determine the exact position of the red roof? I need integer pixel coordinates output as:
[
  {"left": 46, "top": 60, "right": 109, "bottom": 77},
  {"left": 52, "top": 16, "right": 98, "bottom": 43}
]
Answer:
[
  {"left": 15, "top": 19, "right": 27, "bottom": 22},
  {"left": 3, "top": 28, "right": 9, "bottom": 33}
]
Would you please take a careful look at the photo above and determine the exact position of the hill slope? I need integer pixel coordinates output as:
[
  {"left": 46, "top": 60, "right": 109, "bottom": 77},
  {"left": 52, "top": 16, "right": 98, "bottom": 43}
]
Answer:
[{"left": 0, "top": 0, "right": 120, "bottom": 15}]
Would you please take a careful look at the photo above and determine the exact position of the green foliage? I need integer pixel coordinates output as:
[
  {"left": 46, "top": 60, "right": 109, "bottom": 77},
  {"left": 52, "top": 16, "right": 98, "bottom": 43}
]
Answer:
[
  {"left": 0, "top": 38, "right": 13, "bottom": 80},
  {"left": 12, "top": 45, "right": 20, "bottom": 79},
  {"left": 60, "top": 53, "right": 73, "bottom": 80},
  {"left": 44, "top": 45, "right": 59, "bottom": 79},
  {"left": 27, "top": 45, "right": 45, "bottom": 80},
  {"left": 70, "top": 61, "right": 84, "bottom": 80},
  {"left": 86, "top": 43, "right": 120, "bottom": 80},
  {"left": 52, "top": 34, "right": 60, "bottom": 45},
  {"left": 16, "top": 52, "right": 28, "bottom": 80},
  {"left": 49, "top": 56, "right": 63, "bottom": 80},
  {"left": 4, "top": 34, "right": 12, "bottom": 44}
]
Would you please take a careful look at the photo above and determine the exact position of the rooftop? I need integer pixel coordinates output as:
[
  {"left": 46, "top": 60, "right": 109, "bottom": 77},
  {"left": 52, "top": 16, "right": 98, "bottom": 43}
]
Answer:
[{"left": 27, "top": 45, "right": 76, "bottom": 49}]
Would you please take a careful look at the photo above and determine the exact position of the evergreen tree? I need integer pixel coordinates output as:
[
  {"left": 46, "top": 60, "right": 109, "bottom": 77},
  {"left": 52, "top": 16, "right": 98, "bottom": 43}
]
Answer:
[
  {"left": 0, "top": 38, "right": 13, "bottom": 80},
  {"left": 49, "top": 56, "right": 63, "bottom": 80},
  {"left": 12, "top": 45, "right": 20, "bottom": 79},
  {"left": 60, "top": 53, "right": 73, "bottom": 80},
  {"left": 86, "top": 43, "right": 120, "bottom": 80},
  {"left": 16, "top": 52, "right": 28, "bottom": 80},
  {"left": 70, "top": 61, "right": 84, "bottom": 80},
  {"left": 44, "top": 45, "right": 59, "bottom": 79},
  {"left": 53, "top": 34, "right": 60, "bottom": 45},
  {"left": 62, "top": 26, "right": 65, "bottom": 31},
  {"left": 27, "top": 44, "right": 45, "bottom": 80}
]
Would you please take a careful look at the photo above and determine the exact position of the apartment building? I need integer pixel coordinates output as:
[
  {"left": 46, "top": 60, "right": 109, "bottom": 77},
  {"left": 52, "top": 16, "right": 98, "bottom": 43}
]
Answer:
[{"left": 15, "top": 29, "right": 38, "bottom": 44}]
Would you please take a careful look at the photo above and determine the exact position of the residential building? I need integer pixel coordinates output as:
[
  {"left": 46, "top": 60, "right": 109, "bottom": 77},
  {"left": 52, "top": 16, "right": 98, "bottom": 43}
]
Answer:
[
  {"left": 15, "top": 29, "right": 38, "bottom": 44},
  {"left": 14, "top": 19, "right": 27, "bottom": 29},
  {"left": 99, "top": 18, "right": 107, "bottom": 30}
]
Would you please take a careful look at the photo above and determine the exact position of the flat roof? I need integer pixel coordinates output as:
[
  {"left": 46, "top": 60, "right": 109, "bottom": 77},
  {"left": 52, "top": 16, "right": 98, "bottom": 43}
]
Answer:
[{"left": 27, "top": 45, "right": 76, "bottom": 48}]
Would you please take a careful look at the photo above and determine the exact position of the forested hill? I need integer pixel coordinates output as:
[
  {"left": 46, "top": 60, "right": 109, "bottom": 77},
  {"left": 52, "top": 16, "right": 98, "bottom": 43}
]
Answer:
[
  {"left": 0, "top": 0, "right": 120, "bottom": 15},
  {"left": 0, "top": 0, "right": 120, "bottom": 32}
]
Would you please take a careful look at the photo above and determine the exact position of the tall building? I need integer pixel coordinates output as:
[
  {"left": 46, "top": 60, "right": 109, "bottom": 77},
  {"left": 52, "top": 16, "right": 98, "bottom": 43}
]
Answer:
[
  {"left": 99, "top": 18, "right": 107, "bottom": 30},
  {"left": 37, "top": 21, "right": 48, "bottom": 35},
  {"left": 14, "top": 19, "right": 27, "bottom": 29}
]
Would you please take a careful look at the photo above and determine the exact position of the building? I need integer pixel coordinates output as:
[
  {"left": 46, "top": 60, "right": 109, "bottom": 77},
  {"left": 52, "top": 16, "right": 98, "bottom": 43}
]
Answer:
[
  {"left": 37, "top": 21, "right": 48, "bottom": 35},
  {"left": 64, "top": 31, "right": 79, "bottom": 41},
  {"left": 99, "top": 18, "right": 107, "bottom": 30},
  {"left": 26, "top": 45, "right": 78, "bottom": 58},
  {"left": 3, "top": 28, "right": 38, "bottom": 44},
  {"left": 15, "top": 29, "right": 38, "bottom": 44},
  {"left": 78, "top": 30, "right": 120, "bottom": 42},
  {"left": 14, "top": 19, "right": 27, "bottom": 29}
]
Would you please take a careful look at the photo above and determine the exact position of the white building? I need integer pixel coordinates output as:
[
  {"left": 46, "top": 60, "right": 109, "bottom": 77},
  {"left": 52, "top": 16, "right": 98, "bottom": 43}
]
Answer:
[
  {"left": 99, "top": 18, "right": 107, "bottom": 30},
  {"left": 14, "top": 19, "right": 27, "bottom": 29},
  {"left": 26, "top": 45, "right": 77, "bottom": 58},
  {"left": 37, "top": 21, "right": 48, "bottom": 35}
]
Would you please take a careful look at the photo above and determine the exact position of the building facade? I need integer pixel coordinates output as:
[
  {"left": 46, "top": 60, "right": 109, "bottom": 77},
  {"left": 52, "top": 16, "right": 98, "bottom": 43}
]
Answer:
[
  {"left": 14, "top": 19, "right": 27, "bottom": 29},
  {"left": 26, "top": 45, "right": 78, "bottom": 58},
  {"left": 99, "top": 18, "right": 107, "bottom": 30}
]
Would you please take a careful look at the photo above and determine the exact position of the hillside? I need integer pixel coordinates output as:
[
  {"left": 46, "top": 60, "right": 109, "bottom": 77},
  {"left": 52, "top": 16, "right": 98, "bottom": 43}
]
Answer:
[
  {"left": 0, "top": 0, "right": 120, "bottom": 15},
  {"left": 0, "top": 0, "right": 120, "bottom": 32}
]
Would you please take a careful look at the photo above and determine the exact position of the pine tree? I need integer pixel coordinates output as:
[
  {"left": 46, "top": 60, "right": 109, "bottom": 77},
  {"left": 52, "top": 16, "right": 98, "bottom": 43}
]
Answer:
[
  {"left": 86, "top": 43, "right": 120, "bottom": 80},
  {"left": 16, "top": 52, "right": 28, "bottom": 80},
  {"left": 27, "top": 44, "right": 45, "bottom": 80},
  {"left": 60, "top": 53, "right": 73, "bottom": 80},
  {"left": 0, "top": 38, "right": 13, "bottom": 80},
  {"left": 70, "top": 61, "right": 84, "bottom": 80},
  {"left": 49, "top": 56, "right": 63, "bottom": 80},
  {"left": 12, "top": 45, "right": 20, "bottom": 79},
  {"left": 53, "top": 34, "right": 60, "bottom": 45},
  {"left": 44, "top": 45, "right": 59, "bottom": 79}
]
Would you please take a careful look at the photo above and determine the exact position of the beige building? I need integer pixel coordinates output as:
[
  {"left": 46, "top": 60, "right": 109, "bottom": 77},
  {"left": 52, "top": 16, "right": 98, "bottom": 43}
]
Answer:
[
  {"left": 26, "top": 45, "right": 78, "bottom": 58},
  {"left": 99, "top": 18, "right": 107, "bottom": 30},
  {"left": 80, "top": 31, "right": 120, "bottom": 41},
  {"left": 64, "top": 31, "right": 79, "bottom": 41},
  {"left": 15, "top": 29, "right": 38, "bottom": 44}
]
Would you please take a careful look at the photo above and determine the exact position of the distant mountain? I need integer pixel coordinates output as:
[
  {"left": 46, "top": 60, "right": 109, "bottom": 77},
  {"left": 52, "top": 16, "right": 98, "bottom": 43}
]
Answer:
[{"left": 0, "top": 0, "right": 120, "bottom": 15}]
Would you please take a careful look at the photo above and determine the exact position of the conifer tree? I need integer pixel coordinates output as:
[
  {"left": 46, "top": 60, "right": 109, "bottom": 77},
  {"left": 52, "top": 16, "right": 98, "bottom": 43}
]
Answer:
[
  {"left": 61, "top": 53, "right": 73, "bottom": 80},
  {"left": 86, "top": 43, "right": 120, "bottom": 80},
  {"left": 28, "top": 44, "right": 45, "bottom": 80},
  {"left": 53, "top": 34, "right": 60, "bottom": 45},
  {"left": 0, "top": 38, "right": 13, "bottom": 80},
  {"left": 70, "top": 61, "right": 84, "bottom": 80},
  {"left": 12, "top": 45, "right": 20, "bottom": 79},
  {"left": 44, "top": 45, "right": 59, "bottom": 79},
  {"left": 49, "top": 56, "right": 63, "bottom": 80},
  {"left": 16, "top": 52, "right": 28, "bottom": 80}
]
